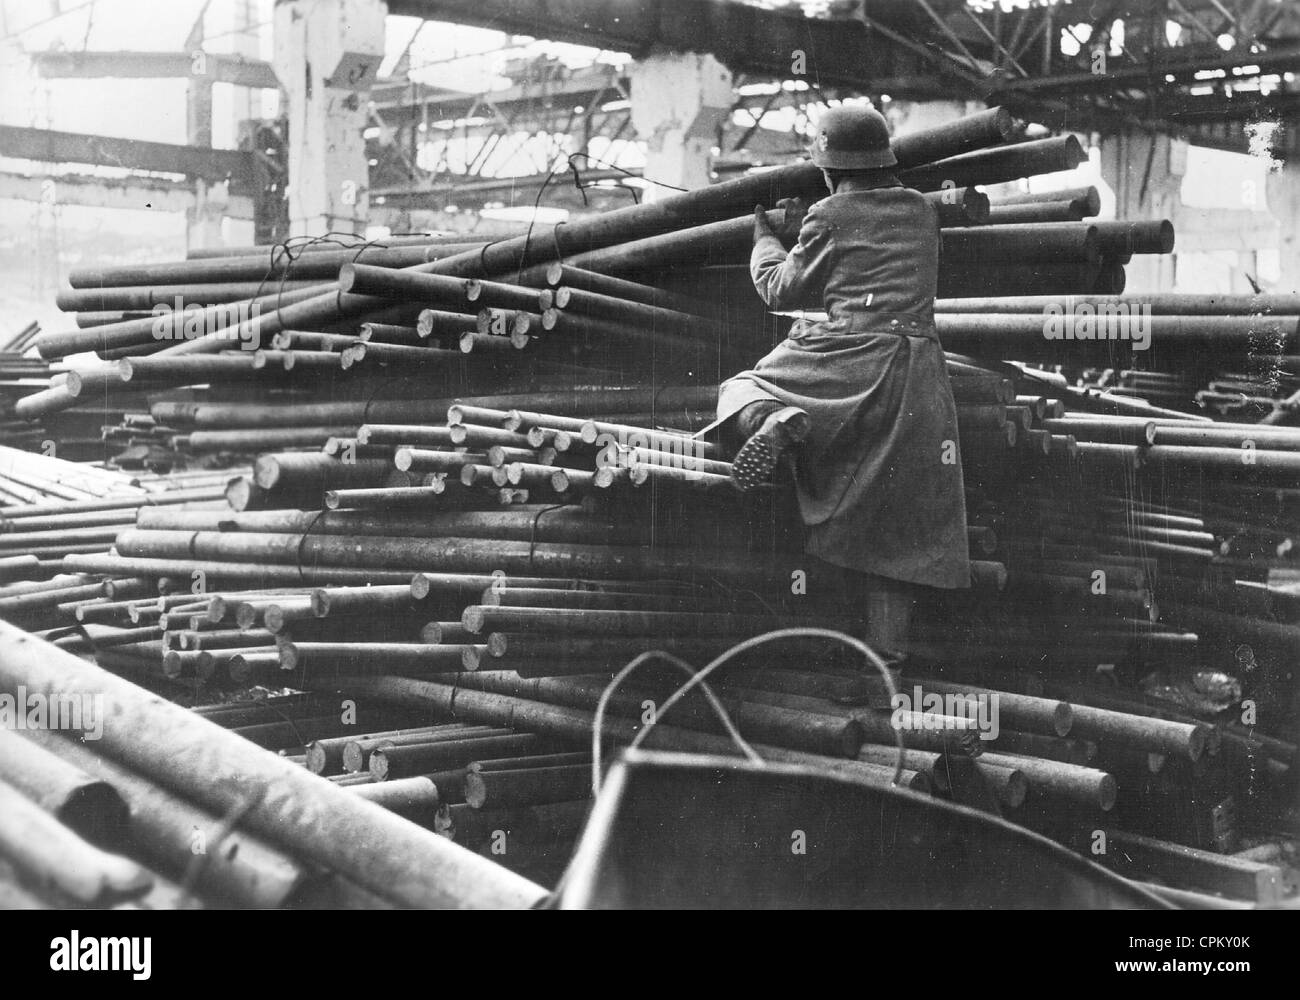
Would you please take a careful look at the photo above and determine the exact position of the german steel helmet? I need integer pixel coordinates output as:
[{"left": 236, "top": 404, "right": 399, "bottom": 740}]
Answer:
[{"left": 809, "top": 105, "right": 897, "bottom": 169}]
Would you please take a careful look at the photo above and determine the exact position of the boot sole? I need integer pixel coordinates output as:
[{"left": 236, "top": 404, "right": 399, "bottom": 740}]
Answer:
[{"left": 730, "top": 410, "right": 809, "bottom": 494}]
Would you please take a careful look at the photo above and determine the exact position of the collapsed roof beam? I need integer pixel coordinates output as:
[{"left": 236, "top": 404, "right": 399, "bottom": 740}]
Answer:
[
  {"left": 0, "top": 125, "right": 255, "bottom": 188},
  {"left": 28, "top": 50, "right": 278, "bottom": 89},
  {"left": 385, "top": 0, "right": 970, "bottom": 98}
]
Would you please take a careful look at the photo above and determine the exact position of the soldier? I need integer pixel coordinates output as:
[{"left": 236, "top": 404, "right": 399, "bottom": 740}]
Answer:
[{"left": 707, "top": 104, "right": 970, "bottom": 666}]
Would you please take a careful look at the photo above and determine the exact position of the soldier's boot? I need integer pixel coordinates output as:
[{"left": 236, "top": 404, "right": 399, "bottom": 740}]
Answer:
[{"left": 730, "top": 405, "right": 811, "bottom": 493}]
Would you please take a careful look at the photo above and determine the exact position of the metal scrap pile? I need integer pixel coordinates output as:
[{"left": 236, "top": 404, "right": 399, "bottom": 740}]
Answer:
[{"left": 1, "top": 110, "right": 1296, "bottom": 908}]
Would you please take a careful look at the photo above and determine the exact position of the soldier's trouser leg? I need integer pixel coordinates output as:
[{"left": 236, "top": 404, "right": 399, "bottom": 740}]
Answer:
[
  {"left": 723, "top": 400, "right": 783, "bottom": 452},
  {"left": 811, "top": 559, "right": 914, "bottom": 669},
  {"left": 859, "top": 572, "right": 915, "bottom": 668}
]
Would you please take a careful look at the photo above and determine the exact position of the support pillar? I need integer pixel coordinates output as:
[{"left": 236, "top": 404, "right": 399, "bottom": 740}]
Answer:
[
  {"left": 628, "top": 49, "right": 733, "bottom": 199},
  {"left": 188, "top": 181, "right": 232, "bottom": 249},
  {"left": 1266, "top": 158, "right": 1300, "bottom": 295},
  {"left": 230, "top": 0, "right": 263, "bottom": 128},
  {"left": 185, "top": 15, "right": 223, "bottom": 251},
  {"left": 186, "top": 84, "right": 227, "bottom": 250},
  {"left": 273, "top": 0, "right": 386, "bottom": 236},
  {"left": 1099, "top": 129, "right": 1182, "bottom": 292}
]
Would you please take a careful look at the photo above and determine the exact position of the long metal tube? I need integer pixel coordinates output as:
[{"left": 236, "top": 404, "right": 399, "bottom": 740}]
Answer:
[
  {"left": 187, "top": 233, "right": 486, "bottom": 259},
  {"left": 336, "top": 676, "right": 913, "bottom": 788},
  {"left": 940, "top": 223, "right": 1099, "bottom": 263},
  {"left": 186, "top": 426, "right": 357, "bottom": 452},
  {"left": 461, "top": 605, "right": 852, "bottom": 636},
  {"left": 307, "top": 723, "right": 474, "bottom": 774},
  {"left": 984, "top": 200, "right": 1085, "bottom": 225},
  {"left": 37, "top": 285, "right": 325, "bottom": 360},
  {"left": 66, "top": 242, "right": 485, "bottom": 289},
  {"left": 343, "top": 726, "right": 511, "bottom": 775},
  {"left": 462, "top": 764, "right": 593, "bottom": 809},
  {"left": 933, "top": 313, "right": 1297, "bottom": 355},
  {"left": 142, "top": 111, "right": 1019, "bottom": 352},
  {"left": 936, "top": 293, "right": 1300, "bottom": 314},
  {"left": 898, "top": 135, "right": 1087, "bottom": 191},
  {"left": 253, "top": 454, "right": 394, "bottom": 491},
  {"left": 369, "top": 734, "right": 547, "bottom": 781},
  {"left": 65, "top": 553, "right": 418, "bottom": 586},
  {"left": 989, "top": 185, "right": 1101, "bottom": 214},
  {"left": 925, "top": 186, "right": 990, "bottom": 226},
  {"left": 547, "top": 285, "right": 727, "bottom": 338},
  {"left": 0, "top": 620, "right": 545, "bottom": 907},
  {"left": 520, "top": 263, "right": 713, "bottom": 316},
  {"left": 976, "top": 751, "right": 1117, "bottom": 810},
  {"left": 55, "top": 281, "right": 320, "bottom": 312},
  {"left": 159, "top": 386, "right": 718, "bottom": 429},
  {"left": 19, "top": 727, "right": 319, "bottom": 907},
  {"left": 0, "top": 728, "right": 128, "bottom": 842}
]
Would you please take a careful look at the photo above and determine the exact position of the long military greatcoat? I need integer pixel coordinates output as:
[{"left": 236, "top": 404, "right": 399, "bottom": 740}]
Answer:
[{"left": 711, "top": 182, "right": 971, "bottom": 589}]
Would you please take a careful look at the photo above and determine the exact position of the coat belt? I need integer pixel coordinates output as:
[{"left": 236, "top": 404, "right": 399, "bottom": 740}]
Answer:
[{"left": 792, "top": 311, "right": 939, "bottom": 340}]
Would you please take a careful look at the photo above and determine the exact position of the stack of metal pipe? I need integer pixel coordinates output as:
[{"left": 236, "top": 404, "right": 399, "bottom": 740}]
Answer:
[
  {"left": 935, "top": 294, "right": 1300, "bottom": 430},
  {"left": 0, "top": 106, "right": 1297, "bottom": 906},
  {"left": 13, "top": 377, "right": 1293, "bottom": 900},
  {"left": 18, "top": 111, "right": 1106, "bottom": 421},
  {"left": 1077, "top": 363, "right": 1300, "bottom": 424},
  {"left": 0, "top": 347, "right": 54, "bottom": 451},
  {"left": 0, "top": 628, "right": 547, "bottom": 908},
  {"left": 0, "top": 450, "right": 235, "bottom": 621}
]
